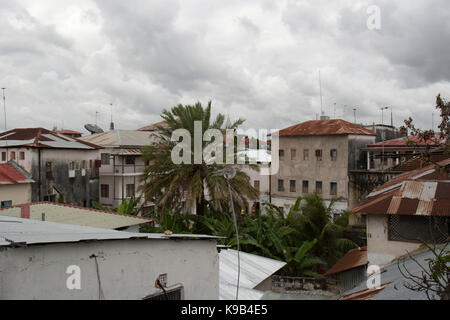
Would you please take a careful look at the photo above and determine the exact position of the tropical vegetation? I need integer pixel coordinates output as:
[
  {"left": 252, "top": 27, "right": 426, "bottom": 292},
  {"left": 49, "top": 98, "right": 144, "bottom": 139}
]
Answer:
[{"left": 139, "top": 101, "right": 259, "bottom": 216}]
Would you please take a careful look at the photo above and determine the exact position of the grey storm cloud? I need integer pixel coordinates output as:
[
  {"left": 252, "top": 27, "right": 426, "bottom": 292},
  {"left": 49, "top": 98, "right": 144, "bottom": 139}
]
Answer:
[{"left": 0, "top": 0, "right": 449, "bottom": 134}]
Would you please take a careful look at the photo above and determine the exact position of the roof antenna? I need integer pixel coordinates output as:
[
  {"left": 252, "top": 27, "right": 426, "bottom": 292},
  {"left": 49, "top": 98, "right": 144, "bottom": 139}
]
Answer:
[
  {"left": 318, "top": 70, "right": 323, "bottom": 116},
  {"left": 2, "top": 88, "right": 7, "bottom": 131},
  {"left": 353, "top": 107, "right": 357, "bottom": 123},
  {"left": 95, "top": 111, "right": 99, "bottom": 126},
  {"left": 109, "top": 103, "right": 115, "bottom": 131}
]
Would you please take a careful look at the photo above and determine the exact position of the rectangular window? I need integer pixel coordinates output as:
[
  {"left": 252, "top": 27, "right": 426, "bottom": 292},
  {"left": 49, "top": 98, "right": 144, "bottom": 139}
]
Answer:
[
  {"left": 330, "top": 149, "right": 337, "bottom": 161},
  {"left": 19, "top": 152, "right": 25, "bottom": 160},
  {"left": 254, "top": 180, "right": 260, "bottom": 191},
  {"left": 10, "top": 151, "right": 16, "bottom": 161},
  {"left": 279, "top": 149, "right": 285, "bottom": 158},
  {"left": 45, "top": 161, "right": 53, "bottom": 179},
  {"left": 316, "top": 181, "right": 323, "bottom": 194},
  {"left": 125, "top": 156, "right": 135, "bottom": 165},
  {"left": 126, "top": 184, "right": 135, "bottom": 197},
  {"left": 277, "top": 179, "right": 284, "bottom": 192},
  {"left": 101, "top": 184, "right": 110, "bottom": 198},
  {"left": 81, "top": 160, "right": 87, "bottom": 170},
  {"left": 315, "top": 149, "right": 322, "bottom": 161},
  {"left": 290, "top": 180, "right": 296, "bottom": 192},
  {"left": 1, "top": 152, "right": 6, "bottom": 161},
  {"left": 302, "top": 180, "right": 309, "bottom": 193},
  {"left": 101, "top": 153, "right": 110, "bottom": 165},
  {"left": 69, "top": 161, "right": 75, "bottom": 170},
  {"left": 388, "top": 215, "right": 448, "bottom": 243},
  {"left": 290, "top": 149, "right": 296, "bottom": 160},
  {"left": 330, "top": 182, "right": 337, "bottom": 196},
  {"left": 303, "top": 149, "right": 309, "bottom": 160},
  {"left": 1, "top": 200, "right": 13, "bottom": 208}
]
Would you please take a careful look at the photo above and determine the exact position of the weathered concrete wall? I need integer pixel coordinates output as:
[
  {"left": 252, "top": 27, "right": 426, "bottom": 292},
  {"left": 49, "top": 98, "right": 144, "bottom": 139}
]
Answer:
[
  {"left": 0, "top": 206, "right": 21, "bottom": 217},
  {"left": 0, "top": 183, "right": 32, "bottom": 206},
  {"left": 0, "top": 238, "right": 219, "bottom": 300},
  {"left": 29, "top": 148, "right": 100, "bottom": 206},
  {"left": 347, "top": 135, "right": 375, "bottom": 171},
  {"left": 367, "top": 214, "right": 421, "bottom": 266},
  {"left": 271, "top": 135, "right": 349, "bottom": 206}
]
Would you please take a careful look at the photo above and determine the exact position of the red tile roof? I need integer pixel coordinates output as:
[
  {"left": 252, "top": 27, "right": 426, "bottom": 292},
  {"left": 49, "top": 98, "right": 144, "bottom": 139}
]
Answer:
[
  {"left": 275, "top": 119, "right": 376, "bottom": 137},
  {"left": 0, "top": 163, "right": 33, "bottom": 184},
  {"left": 325, "top": 247, "right": 368, "bottom": 276}
]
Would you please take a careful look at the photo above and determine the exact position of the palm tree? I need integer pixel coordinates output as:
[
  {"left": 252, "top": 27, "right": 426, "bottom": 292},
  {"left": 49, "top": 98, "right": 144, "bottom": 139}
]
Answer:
[
  {"left": 92, "top": 196, "right": 144, "bottom": 216},
  {"left": 139, "top": 101, "right": 259, "bottom": 215},
  {"left": 277, "top": 194, "right": 358, "bottom": 267}
]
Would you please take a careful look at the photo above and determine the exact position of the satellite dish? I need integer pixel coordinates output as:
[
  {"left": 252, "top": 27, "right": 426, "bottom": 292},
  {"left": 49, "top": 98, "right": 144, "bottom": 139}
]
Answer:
[{"left": 84, "top": 124, "right": 104, "bottom": 134}]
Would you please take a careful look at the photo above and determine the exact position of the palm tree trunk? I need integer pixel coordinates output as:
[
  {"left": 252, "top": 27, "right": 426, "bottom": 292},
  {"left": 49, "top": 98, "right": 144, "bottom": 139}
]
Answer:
[{"left": 196, "top": 194, "right": 208, "bottom": 216}]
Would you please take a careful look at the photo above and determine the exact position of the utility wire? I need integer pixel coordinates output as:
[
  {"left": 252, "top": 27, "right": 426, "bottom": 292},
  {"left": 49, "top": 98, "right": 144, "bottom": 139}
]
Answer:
[{"left": 226, "top": 175, "right": 240, "bottom": 300}]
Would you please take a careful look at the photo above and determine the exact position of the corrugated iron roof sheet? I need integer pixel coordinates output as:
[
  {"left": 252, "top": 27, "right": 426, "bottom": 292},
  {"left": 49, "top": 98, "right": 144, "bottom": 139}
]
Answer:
[
  {"left": 111, "top": 148, "right": 143, "bottom": 156},
  {"left": 366, "top": 133, "right": 445, "bottom": 149},
  {"left": 0, "top": 216, "right": 220, "bottom": 247},
  {"left": 0, "top": 202, "right": 153, "bottom": 229},
  {"left": 354, "top": 180, "right": 450, "bottom": 216},
  {"left": 275, "top": 119, "right": 376, "bottom": 137},
  {"left": 325, "top": 247, "right": 368, "bottom": 276},
  {"left": 81, "top": 130, "right": 156, "bottom": 147},
  {"left": 138, "top": 121, "right": 170, "bottom": 131},
  {"left": 219, "top": 249, "right": 286, "bottom": 300},
  {"left": 0, "top": 128, "right": 102, "bottom": 150},
  {"left": 341, "top": 248, "right": 440, "bottom": 300}
]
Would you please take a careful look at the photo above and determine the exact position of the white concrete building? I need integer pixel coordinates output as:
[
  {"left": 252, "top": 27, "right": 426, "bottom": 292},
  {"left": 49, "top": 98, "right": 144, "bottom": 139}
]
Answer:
[
  {"left": 81, "top": 130, "right": 156, "bottom": 211},
  {"left": 0, "top": 216, "right": 219, "bottom": 300}
]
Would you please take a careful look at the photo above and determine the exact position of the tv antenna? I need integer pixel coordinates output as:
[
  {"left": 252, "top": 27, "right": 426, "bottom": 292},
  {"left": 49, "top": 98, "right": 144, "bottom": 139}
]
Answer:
[
  {"left": 318, "top": 70, "right": 323, "bottom": 115},
  {"left": 2, "top": 88, "right": 6, "bottom": 131},
  {"left": 353, "top": 107, "right": 357, "bottom": 123}
]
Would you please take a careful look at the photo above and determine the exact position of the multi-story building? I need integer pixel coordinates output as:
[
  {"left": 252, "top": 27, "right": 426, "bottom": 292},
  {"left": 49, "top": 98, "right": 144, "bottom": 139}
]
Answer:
[
  {"left": 0, "top": 128, "right": 102, "bottom": 206},
  {"left": 81, "top": 130, "right": 156, "bottom": 211},
  {"left": 270, "top": 119, "right": 376, "bottom": 215}
]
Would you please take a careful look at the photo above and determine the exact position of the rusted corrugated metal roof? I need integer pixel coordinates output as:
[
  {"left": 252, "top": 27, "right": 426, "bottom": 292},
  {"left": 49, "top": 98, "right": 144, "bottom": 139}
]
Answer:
[
  {"left": 366, "top": 133, "right": 445, "bottom": 149},
  {"left": 81, "top": 130, "right": 155, "bottom": 147},
  {"left": 138, "top": 121, "right": 170, "bottom": 131},
  {"left": 371, "top": 158, "right": 450, "bottom": 194},
  {"left": 354, "top": 180, "right": 450, "bottom": 216},
  {"left": 325, "top": 247, "right": 368, "bottom": 276},
  {"left": 111, "top": 148, "right": 143, "bottom": 156},
  {"left": 275, "top": 119, "right": 376, "bottom": 137},
  {"left": 0, "top": 128, "right": 101, "bottom": 150}
]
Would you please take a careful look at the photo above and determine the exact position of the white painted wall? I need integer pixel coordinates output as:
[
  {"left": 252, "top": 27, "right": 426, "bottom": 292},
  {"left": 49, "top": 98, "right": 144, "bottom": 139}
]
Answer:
[
  {"left": 0, "top": 183, "right": 32, "bottom": 206},
  {"left": 367, "top": 214, "right": 421, "bottom": 266},
  {"left": 0, "top": 238, "right": 219, "bottom": 300}
]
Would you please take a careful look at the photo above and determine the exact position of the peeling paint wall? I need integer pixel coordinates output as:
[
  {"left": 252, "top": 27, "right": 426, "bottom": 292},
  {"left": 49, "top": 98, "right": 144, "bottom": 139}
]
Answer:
[{"left": 0, "top": 238, "right": 219, "bottom": 300}]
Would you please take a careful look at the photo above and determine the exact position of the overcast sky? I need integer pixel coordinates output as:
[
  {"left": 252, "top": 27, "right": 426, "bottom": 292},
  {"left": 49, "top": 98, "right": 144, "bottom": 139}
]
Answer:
[{"left": 0, "top": 0, "right": 449, "bottom": 135}]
